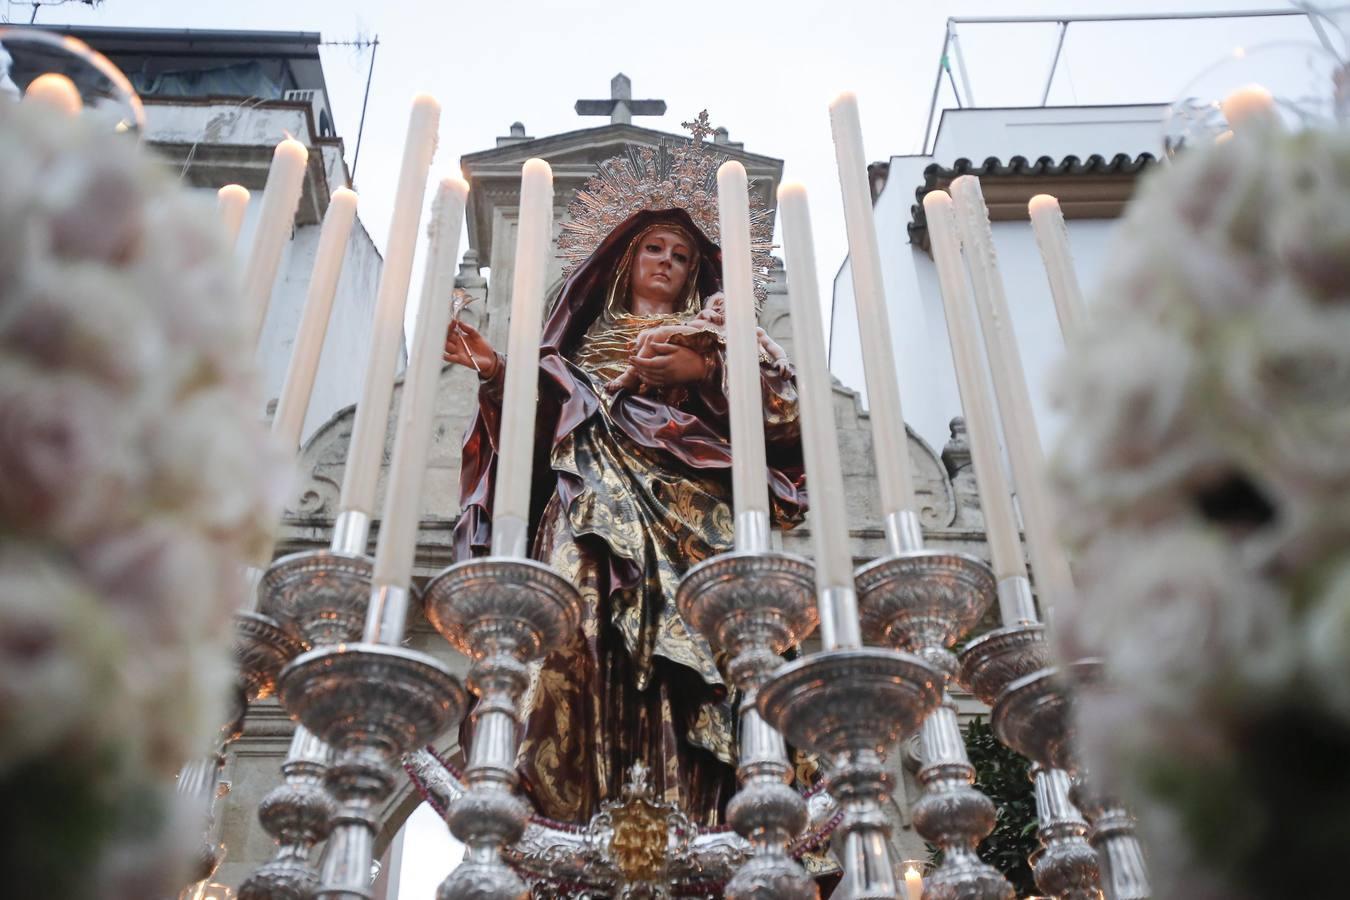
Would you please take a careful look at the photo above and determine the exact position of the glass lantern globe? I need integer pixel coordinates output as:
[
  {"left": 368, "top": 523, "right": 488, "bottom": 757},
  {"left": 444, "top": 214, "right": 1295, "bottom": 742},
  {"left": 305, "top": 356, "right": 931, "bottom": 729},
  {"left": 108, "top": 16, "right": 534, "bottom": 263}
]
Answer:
[
  {"left": 1162, "top": 37, "right": 1347, "bottom": 157},
  {"left": 0, "top": 26, "right": 144, "bottom": 134}
]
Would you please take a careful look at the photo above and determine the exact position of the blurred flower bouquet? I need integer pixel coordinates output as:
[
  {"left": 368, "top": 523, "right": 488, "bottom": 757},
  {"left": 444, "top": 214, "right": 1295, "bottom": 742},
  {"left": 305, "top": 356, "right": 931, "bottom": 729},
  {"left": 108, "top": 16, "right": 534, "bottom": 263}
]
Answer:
[
  {"left": 0, "top": 103, "right": 282, "bottom": 898},
  {"left": 1053, "top": 119, "right": 1350, "bottom": 898}
]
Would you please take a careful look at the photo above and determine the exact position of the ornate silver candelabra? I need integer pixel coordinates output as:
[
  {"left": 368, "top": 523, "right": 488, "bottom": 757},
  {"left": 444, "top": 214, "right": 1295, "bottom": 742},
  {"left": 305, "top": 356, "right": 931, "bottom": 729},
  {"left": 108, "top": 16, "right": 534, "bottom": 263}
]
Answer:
[
  {"left": 240, "top": 510, "right": 377, "bottom": 900},
  {"left": 677, "top": 545, "right": 819, "bottom": 900},
  {"left": 758, "top": 642, "right": 943, "bottom": 900},
  {"left": 279, "top": 635, "right": 466, "bottom": 900},
  {"left": 957, "top": 582, "right": 1102, "bottom": 900},
  {"left": 854, "top": 516, "right": 1013, "bottom": 900},
  {"left": 992, "top": 662, "right": 1149, "bottom": 900},
  {"left": 423, "top": 555, "right": 582, "bottom": 900}
]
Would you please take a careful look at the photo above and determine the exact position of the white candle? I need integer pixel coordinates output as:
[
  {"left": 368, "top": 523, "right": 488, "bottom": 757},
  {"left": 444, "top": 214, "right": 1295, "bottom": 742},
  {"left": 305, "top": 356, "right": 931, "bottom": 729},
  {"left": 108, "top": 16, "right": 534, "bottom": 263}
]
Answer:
[
  {"left": 491, "top": 158, "right": 554, "bottom": 558},
  {"left": 217, "top": 184, "right": 251, "bottom": 251},
  {"left": 924, "top": 191, "right": 1029, "bottom": 605},
  {"left": 271, "top": 187, "right": 358, "bottom": 455},
  {"left": 338, "top": 95, "right": 441, "bottom": 521},
  {"left": 829, "top": 92, "right": 917, "bottom": 519},
  {"left": 1221, "top": 84, "right": 1277, "bottom": 131},
  {"left": 23, "top": 73, "right": 82, "bottom": 115},
  {"left": 903, "top": 863, "right": 924, "bottom": 900},
  {"left": 778, "top": 182, "right": 851, "bottom": 590},
  {"left": 372, "top": 178, "right": 468, "bottom": 592},
  {"left": 950, "top": 175, "right": 1075, "bottom": 610},
  {"left": 1027, "top": 194, "right": 1084, "bottom": 339},
  {"left": 717, "top": 161, "right": 771, "bottom": 545},
  {"left": 241, "top": 137, "right": 309, "bottom": 346}
]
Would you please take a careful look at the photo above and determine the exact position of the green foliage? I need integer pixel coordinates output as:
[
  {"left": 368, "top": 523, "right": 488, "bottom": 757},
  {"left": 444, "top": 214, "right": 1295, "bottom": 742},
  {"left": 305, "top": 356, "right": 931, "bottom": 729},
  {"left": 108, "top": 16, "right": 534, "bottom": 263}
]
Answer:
[{"left": 964, "top": 717, "right": 1038, "bottom": 896}]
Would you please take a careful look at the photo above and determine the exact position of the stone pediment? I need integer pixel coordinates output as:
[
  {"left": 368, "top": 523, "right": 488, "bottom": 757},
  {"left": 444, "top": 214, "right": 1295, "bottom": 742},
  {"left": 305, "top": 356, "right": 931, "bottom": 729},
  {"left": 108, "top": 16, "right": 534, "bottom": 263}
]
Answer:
[{"left": 461, "top": 123, "right": 784, "bottom": 268}]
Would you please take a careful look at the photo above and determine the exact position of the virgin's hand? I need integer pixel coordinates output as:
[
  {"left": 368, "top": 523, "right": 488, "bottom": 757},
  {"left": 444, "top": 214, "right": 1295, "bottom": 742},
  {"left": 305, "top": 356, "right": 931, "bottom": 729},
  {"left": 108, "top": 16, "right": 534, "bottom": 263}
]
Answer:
[
  {"left": 631, "top": 323, "right": 697, "bottom": 359},
  {"left": 629, "top": 342, "right": 707, "bottom": 386},
  {"left": 443, "top": 320, "right": 498, "bottom": 376}
]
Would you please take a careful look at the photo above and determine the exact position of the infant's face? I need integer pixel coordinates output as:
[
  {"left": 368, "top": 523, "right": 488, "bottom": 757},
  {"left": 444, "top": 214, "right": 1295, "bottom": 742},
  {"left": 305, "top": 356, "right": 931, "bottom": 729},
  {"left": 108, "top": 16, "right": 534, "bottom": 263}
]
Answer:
[{"left": 698, "top": 293, "right": 726, "bottom": 326}]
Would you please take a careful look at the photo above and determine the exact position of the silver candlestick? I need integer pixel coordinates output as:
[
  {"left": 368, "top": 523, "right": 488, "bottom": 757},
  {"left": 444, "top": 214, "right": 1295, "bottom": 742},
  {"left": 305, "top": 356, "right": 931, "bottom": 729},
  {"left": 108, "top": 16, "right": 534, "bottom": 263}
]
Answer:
[
  {"left": 958, "top": 615, "right": 1101, "bottom": 900},
  {"left": 993, "top": 663, "right": 1149, "bottom": 900},
  {"left": 279, "top": 640, "right": 467, "bottom": 900},
  {"left": 855, "top": 541, "right": 1013, "bottom": 900},
  {"left": 423, "top": 556, "right": 582, "bottom": 900},
  {"left": 238, "top": 728, "right": 338, "bottom": 900},
  {"left": 234, "top": 609, "right": 307, "bottom": 704},
  {"left": 677, "top": 548, "right": 820, "bottom": 900},
  {"left": 759, "top": 646, "right": 943, "bottom": 900},
  {"left": 241, "top": 509, "right": 377, "bottom": 899},
  {"left": 1028, "top": 765, "right": 1100, "bottom": 900}
]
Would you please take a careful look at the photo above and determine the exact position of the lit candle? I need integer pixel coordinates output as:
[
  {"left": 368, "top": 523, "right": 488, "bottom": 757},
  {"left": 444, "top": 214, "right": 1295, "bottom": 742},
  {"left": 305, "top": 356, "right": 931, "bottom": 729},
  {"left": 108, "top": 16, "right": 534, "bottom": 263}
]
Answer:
[
  {"left": 1027, "top": 194, "right": 1084, "bottom": 339},
  {"left": 491, "top": 158, "right": 554, "bottom": 558},
  {"left": 271, "top": 187, "right": 359, "bottom": 455},
  {"left": 829, "top": 92, "right": 918, "bottom": 526},
  {"left": 717, "top": 161, "right": 771, "bottom": 548},
  {"left": 23, "top": 73, "right": 82, "bottom": 115},
  {"left": 1221, "top": 84, "right": 1277, "bottom": 131},
  {"left": 924, "top": 191, "right": 1030, "bottom": 615},
  {"left": 371, "top": 178, "right": 468, "bottom": 605},
  {"left": 338, "top": 95, "right": 440, "bottom": 526},
  {"left": 241, "top": 137, "right": 309, "bottom": 346},
  {"left": 949, "top": 175, "right": 1075, "bottom": 611},
  {"left": 217, "top": 184, "right": 251, "bottom": 251},
  {"left": 903, "top": 863, "right": 924, "bottom": 900}
]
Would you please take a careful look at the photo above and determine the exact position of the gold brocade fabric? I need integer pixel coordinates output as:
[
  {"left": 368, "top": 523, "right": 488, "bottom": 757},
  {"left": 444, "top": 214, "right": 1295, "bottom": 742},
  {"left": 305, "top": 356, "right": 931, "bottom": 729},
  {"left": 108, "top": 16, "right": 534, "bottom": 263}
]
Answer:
[{"left": 516, "top": 318, "right": 743, "bottom": 826}]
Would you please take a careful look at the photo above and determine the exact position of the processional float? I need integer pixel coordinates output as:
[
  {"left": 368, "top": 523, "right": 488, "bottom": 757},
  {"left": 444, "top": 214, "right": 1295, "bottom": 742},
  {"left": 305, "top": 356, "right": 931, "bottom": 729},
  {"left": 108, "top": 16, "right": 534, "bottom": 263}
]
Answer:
[{"left": 215, "top": 86, "right": 1153, "bottom": 900}]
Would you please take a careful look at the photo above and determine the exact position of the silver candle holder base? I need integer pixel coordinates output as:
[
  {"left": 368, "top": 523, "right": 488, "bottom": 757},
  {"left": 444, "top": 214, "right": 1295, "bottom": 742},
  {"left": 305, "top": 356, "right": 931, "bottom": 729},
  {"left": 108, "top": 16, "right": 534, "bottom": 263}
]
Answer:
[
  {"left": 424, "top": 556, "right": 582, "bottom": 900},
  {"left": 759, "top": 648, "right": 942, "bottom": 900},
  {"left": 992, "top": 662, "right": 1149, "bottom": 900},
  {"left": 855, "top": 549, "right": 1013, "bottom": 900},
  {"left": 279, "top": 643, "right": 467, "bottom": 900},
  {"left": 259, "top": 549, "right": 375, "bottom": 647},
  {"left": 678, "top": 550, "right": 819, "bottom": 900},
  {"left": 235, "top": 611, "right": 308, "bottom": 703},
  {"left": 957, "top": 623, "right": 1050, "bottom": 707}
]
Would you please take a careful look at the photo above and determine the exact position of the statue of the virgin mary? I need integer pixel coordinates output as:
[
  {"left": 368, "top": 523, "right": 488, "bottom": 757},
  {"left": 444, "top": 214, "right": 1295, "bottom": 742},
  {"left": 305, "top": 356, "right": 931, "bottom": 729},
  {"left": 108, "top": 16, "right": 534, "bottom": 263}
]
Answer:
[{"left": 442, "top": 129, "right": 807, "bottom": 828}]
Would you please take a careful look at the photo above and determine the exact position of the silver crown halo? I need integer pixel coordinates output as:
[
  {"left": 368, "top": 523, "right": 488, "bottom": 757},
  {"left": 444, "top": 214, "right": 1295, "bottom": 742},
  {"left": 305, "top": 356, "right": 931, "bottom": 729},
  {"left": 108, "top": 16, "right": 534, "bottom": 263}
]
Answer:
[{"left": 558, "top": 110, "right": 775, "bottom": 303}]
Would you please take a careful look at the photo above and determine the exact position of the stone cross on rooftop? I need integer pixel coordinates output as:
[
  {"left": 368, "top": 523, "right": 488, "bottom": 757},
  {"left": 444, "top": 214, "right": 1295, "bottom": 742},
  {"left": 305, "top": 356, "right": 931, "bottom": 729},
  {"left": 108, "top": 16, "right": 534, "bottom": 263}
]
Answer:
[{"left": 574, "top": 73, "right": 667, "bottom": 126}]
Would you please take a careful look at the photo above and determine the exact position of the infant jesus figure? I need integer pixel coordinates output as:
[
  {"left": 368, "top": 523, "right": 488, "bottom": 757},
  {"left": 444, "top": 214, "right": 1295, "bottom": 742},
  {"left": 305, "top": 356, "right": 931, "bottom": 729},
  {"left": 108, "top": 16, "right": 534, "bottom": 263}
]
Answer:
[{"left": 605, "top": 291, "right": 792, "bottom": 399}]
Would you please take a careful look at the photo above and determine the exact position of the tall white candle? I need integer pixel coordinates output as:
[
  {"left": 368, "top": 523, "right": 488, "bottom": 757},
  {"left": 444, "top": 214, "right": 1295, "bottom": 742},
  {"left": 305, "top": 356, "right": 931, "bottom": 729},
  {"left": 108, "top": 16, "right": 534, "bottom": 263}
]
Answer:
[
  {"left": 372, "top": 178, "right": 468, "bottom": 591},
  {"left": 903, "top": 864, "right": 924, "bottom": 900},
  {"left": 491, "top": 158, "right": 554, "bottom": 558},
  {"left": 338, "top": 95, "right": 441, "bottom": 520},
  {"left": 271, "top": 187, "right": 358, "bottom": 455},
  {"left": 1028, "top": 194, "right": 1085, "bottom": 339},
  {"left": 217, "top": 184, "right": 251, "bottom": 251},
  {"left": 717, "top": 161, "right": 771, "bottom": 545},
  {"left": 950, "top": 175, "right": 1075, "bottom": 610},
  {"left": 778, "top": 182, "right": 851, "bottom": 590},
  {"left": 924, "top": 191, "right": 1030, "bottom": 611},
  {"left": 241, "top": 137, "right": 308, "bottom": 346},
  {"left": 23, "top": 73, "right": 82, "bottom": 115},
  {"left": 829, "top": 92, "right": 917, "bottom": 519}
]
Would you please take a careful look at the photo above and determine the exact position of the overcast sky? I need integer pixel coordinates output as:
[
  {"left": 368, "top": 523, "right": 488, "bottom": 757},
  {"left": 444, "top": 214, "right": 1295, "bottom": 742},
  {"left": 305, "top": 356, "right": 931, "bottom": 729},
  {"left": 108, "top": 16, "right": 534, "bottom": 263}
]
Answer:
[{"left": 7, "top": 1, "right": 1336, "bottom": 895}]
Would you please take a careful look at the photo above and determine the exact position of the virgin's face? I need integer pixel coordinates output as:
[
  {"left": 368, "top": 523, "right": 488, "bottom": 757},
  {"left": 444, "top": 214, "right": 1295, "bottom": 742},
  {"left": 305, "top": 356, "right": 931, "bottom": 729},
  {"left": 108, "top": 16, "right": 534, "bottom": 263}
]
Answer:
[{"left": 630, "top": 228, "right": 694, "bottom": 310}]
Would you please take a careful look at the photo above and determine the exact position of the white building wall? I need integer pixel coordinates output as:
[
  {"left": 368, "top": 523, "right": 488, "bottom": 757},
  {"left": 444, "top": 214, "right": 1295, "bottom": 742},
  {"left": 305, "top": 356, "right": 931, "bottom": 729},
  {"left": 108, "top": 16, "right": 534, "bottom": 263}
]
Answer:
[{"left": 830, "top": 104, "right": 1166, "bottom": 453}]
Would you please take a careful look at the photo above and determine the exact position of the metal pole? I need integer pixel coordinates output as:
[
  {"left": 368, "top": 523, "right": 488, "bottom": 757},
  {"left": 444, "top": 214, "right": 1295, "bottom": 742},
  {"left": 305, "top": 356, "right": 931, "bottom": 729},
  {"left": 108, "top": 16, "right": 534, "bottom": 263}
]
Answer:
[
  {"left": 1040, "top": 20, "right": 1069, "bottom": 107},
  {"left": 349, "top": 35, "right": 379, "bottom": 185},
  {"left": 921, "top": 25, "right": 951, "bottom": 156},
  {"left": 948, "top": 9, "right": 1306, "bottom": 25},
  {"left": 951, "top": 24, "right": 977, "bottom": 108}
]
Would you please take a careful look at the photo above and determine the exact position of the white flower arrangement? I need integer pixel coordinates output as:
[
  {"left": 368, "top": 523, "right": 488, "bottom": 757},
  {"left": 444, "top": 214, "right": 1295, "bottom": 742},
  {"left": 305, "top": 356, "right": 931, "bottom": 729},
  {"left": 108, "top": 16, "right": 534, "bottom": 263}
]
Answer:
[
  {"left": 0, "top": 102, "right": 283, "bottom": 898},
  {"left": 1053, "top": 121, "right": 1350, "bottom": 898}
]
